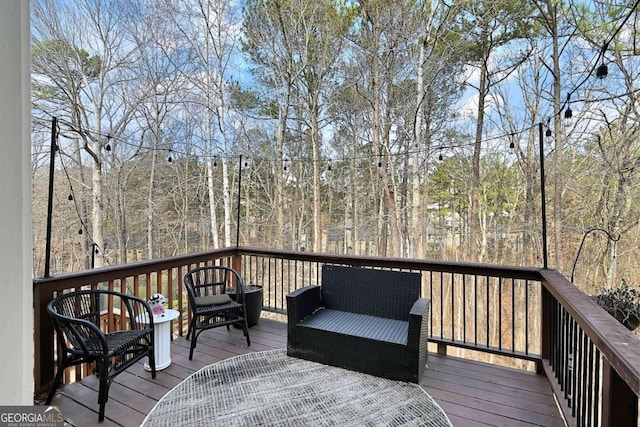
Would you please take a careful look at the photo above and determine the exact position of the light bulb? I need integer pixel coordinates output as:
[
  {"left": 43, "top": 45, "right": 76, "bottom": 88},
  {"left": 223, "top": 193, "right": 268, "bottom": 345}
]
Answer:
[{"left": 596, "top": 64, "right": 608, "bottom": 79}]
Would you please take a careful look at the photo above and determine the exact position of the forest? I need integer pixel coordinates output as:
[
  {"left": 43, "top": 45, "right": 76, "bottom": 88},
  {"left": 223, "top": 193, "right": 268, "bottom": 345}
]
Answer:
[{"left": 30, "top": 0, "right": 640, "bottom": 298}]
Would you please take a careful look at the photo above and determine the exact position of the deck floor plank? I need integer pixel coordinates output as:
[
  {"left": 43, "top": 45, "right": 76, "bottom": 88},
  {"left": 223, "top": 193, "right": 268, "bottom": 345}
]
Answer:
[{"left": 42, "top": 318, "right": 564, "bottom": 427}]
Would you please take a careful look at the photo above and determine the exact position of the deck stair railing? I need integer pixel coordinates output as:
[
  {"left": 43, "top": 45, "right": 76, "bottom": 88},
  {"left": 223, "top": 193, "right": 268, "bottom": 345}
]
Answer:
[{"left": 33, "top": 247, "right": 640, "bottom": 426}]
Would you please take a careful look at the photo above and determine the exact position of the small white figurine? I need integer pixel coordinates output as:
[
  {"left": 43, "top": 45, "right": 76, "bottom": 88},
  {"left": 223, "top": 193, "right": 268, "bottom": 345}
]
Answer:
[{"left": 149, "top": 293, "right": 166, "bottom": 316}]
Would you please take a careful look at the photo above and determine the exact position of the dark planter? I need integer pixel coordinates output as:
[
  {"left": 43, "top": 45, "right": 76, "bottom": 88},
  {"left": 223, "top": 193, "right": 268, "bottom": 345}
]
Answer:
[
  {"left": 227, "top": 285, "right": 263, "bottom": 327},
  {"left": 613, "top": 310, "right": 640, "bottom": 331}
]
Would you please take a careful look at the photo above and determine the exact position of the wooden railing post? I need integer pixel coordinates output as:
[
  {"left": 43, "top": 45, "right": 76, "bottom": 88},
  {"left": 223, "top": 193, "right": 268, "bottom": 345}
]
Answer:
[
  {"left": 539, "top": 286, "right": 552, "bottom": 374},
  {"left": 601, "top": 358, "right": 638, "bottom": 427},
  {"left": 33, "top": 284, "right": 55, "bottom": 399},
  {"left": 231, "top": 252, "right": 243, "bottom": 277}
]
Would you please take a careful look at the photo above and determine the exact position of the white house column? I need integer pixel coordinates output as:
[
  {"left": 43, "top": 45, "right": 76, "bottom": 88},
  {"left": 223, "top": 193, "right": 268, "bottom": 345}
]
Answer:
[{"left": 0, "top": 0, "right": 33, "bottom": 405}]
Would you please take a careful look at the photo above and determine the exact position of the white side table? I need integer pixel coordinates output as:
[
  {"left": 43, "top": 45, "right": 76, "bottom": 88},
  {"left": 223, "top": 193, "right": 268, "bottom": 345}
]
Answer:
[{"left": 138, "top": 309, "right": 180, "bottom": 371}]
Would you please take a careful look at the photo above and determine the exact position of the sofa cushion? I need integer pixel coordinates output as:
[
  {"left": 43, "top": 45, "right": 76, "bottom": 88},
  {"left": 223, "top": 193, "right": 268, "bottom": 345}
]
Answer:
[{"left": 299, "top": 308, "right": 408, "bottom": 345}]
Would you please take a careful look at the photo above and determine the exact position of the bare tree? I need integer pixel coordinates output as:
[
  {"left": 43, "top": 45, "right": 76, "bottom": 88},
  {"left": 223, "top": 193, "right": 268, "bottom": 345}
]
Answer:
[
  {"left": 32, "top": 0, "right": 148, "bottom": 267},
  {"left": 458, "top": 0, "right": 536, "bottom": 262},
  {"left": 243, "top": 0, "right": 309, "bottom": 249}
]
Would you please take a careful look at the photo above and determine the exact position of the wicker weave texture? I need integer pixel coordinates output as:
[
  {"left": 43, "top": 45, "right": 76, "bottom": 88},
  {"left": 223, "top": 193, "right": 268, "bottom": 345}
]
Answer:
[
  {"left": 321, "top": 265, "right": 421, "bottom": 320},
  {"left": 46, "top": 289, "right": 155, "bottom": 422},
  {"left": 183, "top": 266, "right": 250, "bottom": 359},
  {"left": 287, "top": 265, "right": 430, "bottom": 384}
]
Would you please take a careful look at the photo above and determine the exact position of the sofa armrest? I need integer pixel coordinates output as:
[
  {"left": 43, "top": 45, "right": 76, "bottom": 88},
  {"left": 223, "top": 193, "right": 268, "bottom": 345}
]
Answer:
[
  {"left": 407, "top": 298, "right": 430, "bottom": 353},
  {"left": 286, "top": 285, "right": 321, "bottom": 328}
]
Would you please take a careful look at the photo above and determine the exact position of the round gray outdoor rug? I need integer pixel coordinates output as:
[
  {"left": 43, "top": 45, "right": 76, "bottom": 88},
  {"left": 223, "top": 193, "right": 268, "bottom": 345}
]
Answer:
[{"left": 141, "top": 349, "right": 452, "bottom": 426}]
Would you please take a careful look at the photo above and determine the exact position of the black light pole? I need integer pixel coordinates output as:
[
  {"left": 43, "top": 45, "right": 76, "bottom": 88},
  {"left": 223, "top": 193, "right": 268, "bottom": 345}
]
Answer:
[
  {"left": 44, "top": 117, "right": 57, "bottom": 278},
  {"left": 539, "top": 122, "right": 549, "bottom": 269},
  {"left": 235, "top": 155, "right": 243, "bottom": 247},
  {"left": 91, "top": 243, "right": 98, "bottom": 269}
]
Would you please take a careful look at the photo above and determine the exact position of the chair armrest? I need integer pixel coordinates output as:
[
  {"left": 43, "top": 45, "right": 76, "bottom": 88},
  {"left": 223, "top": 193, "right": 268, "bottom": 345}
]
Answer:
[
  {"left": 51, "top": 314, "right": 110, "bottom": 355},
  {"left": 407, "top": 298, "right": 430, "bottom": 352},
  {"left": 120, "top": 293, "right": 155, "bottom": 331},
  {"left": 286, "top": 285, "right": 321, "bottom": 328}
]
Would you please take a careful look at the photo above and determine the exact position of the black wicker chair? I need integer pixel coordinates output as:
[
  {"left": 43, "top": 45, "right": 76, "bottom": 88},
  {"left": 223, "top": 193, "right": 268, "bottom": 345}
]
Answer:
[
  {"left": 45, "top": 289, "right": 156, "bottom": 422},
  {"left": 184, "top": 266, "right": 250, "bottom": 359}
]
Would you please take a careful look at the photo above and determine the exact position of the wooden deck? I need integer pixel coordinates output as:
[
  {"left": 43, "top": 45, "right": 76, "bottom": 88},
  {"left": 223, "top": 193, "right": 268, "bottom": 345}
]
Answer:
[{"left": 43, "top": 318, "right": 565, "bottom": 427}]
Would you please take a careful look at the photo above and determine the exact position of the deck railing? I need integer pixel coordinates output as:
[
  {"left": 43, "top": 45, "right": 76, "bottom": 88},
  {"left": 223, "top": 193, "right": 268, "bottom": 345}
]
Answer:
[{"left": 33, "top": 247, "right": 640, "bottom": 426}]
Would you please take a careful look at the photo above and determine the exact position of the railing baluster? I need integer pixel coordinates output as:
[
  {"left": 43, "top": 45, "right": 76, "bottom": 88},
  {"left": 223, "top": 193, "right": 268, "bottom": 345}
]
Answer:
[
  {"left": 485, "top": 275, "right": 489, "bottom": 348},
  {"left": 498, "top": 277, "right": 503, "bottom": 351},
  {"left": 440, "top": 271, "right": 444, "bottom": 340},
  {"left": 429, "top": 271, "right": 434, "bottom": 338},
  {"left": 575, "top": 327, "right": 583, "bottom": 423},
  {"left": 178, "top": 265, "right": 185, "bottom": 336},
  {"left": 451, "top": 273, "right": 455, "bottom": 341},
  {"left": 525, "top": 279, "right": 529, "bottom": 355},
  {"left": 462, "top": 274, "right": 467, "bottom": 344},
  {"left": 580, "top": 329, "right": 588, "bottom": 426},
  {"left": 593, "top": 348, "right": 601, "bottom": 426},
  {"left": 560, "top": 304, "right": 566, "bottom": 389},
  {"left": 586, "top": 339, "right": 594, "bottom": 427},
  {"left": 474, "top": 274, "right": 478, "bottom": 347},
  {"left": 511, "top": 278, "right": 515, "bottom": 353},
  {"left": 553, "top": 298, "right": 560, "bottom": 379},
  {"left": 570, "top": 318, "right": 577, "bottom": 413},
  {"left": 267, "top": 257, "right": 272, "bottom": 310},
  {"left": 145, "top": 272, "right": 151, "bottom": 299}
]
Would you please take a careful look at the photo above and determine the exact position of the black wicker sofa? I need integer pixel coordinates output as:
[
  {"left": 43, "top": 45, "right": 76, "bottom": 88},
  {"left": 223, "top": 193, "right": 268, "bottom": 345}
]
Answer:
[{"left": 286, "top": 265, "right": 430, "bottom": 383}]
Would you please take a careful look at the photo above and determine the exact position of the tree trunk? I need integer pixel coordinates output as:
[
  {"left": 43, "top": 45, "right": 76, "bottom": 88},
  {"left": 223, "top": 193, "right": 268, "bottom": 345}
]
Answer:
[
  {"left": 72, "top": 136, "right": 91, "bottom": 269},
  {"left": 222, "top": 160, "right": 232, "bottom": 247},
  {"left": 274, "top": 87, "right": 291, "bottom": 249},
  {"left": 216, "top": 73, "right": 233, "bottom": 247},
  {"left": 147, "top": 139, "right": 157, "bottom": 259},
  {"left": 471, "top": 64, "right": 488, "bottom": 262},
  {"left": 91, "top": 151, "right": 105, "bottom": 268},
  {"left": 116, "top": 178, "right": 127, "bottom": 264},
  {"left": 550, "top": 1, "right": 563, "bottom": 270},
  {"left": 311, "top": 100, "right": 322, "bottom": 253},
  {"left": 207, "top": 160, "right": 220, "bottom": 249},
  {"left": 412, "top": 39, "right": 426, "bottom": 258}
]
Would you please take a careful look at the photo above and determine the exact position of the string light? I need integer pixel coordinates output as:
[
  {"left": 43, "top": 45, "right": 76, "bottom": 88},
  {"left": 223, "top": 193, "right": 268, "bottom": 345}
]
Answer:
[
  {"left": 543, "top": 118, "right": 551, "bottom": 137},
  {"left": 596, "top": 63, "right": 608, "bottom": 79},
  {"left": 564, "top": 106, "right": 573, "bottom": 120},
  {"left": 40, "top": 3, "right": 639, "bottom": 273},
  {"left": 167, "top": 149, "right": 173, "bottom": 163},
  {"left": 50, "top": 118, "right": 474, "bottom": 174},
  {"left": 46, "top": 1, "right": 639, "bottom": 172},
  {"left": 564, "top": 93, "right": 573, "bottom": 121},
  {"left": 596, "top": 42, "right": 609, "bottom": 79}
]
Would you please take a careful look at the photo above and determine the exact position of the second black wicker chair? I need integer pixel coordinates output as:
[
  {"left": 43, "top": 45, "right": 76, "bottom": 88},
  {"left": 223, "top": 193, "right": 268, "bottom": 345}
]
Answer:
[
  {"left": 184, "top": 266, "right": 250, "bottom": 359},
  {"left": 45, "top": 289, "right": 156, "bottom": 422}
]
